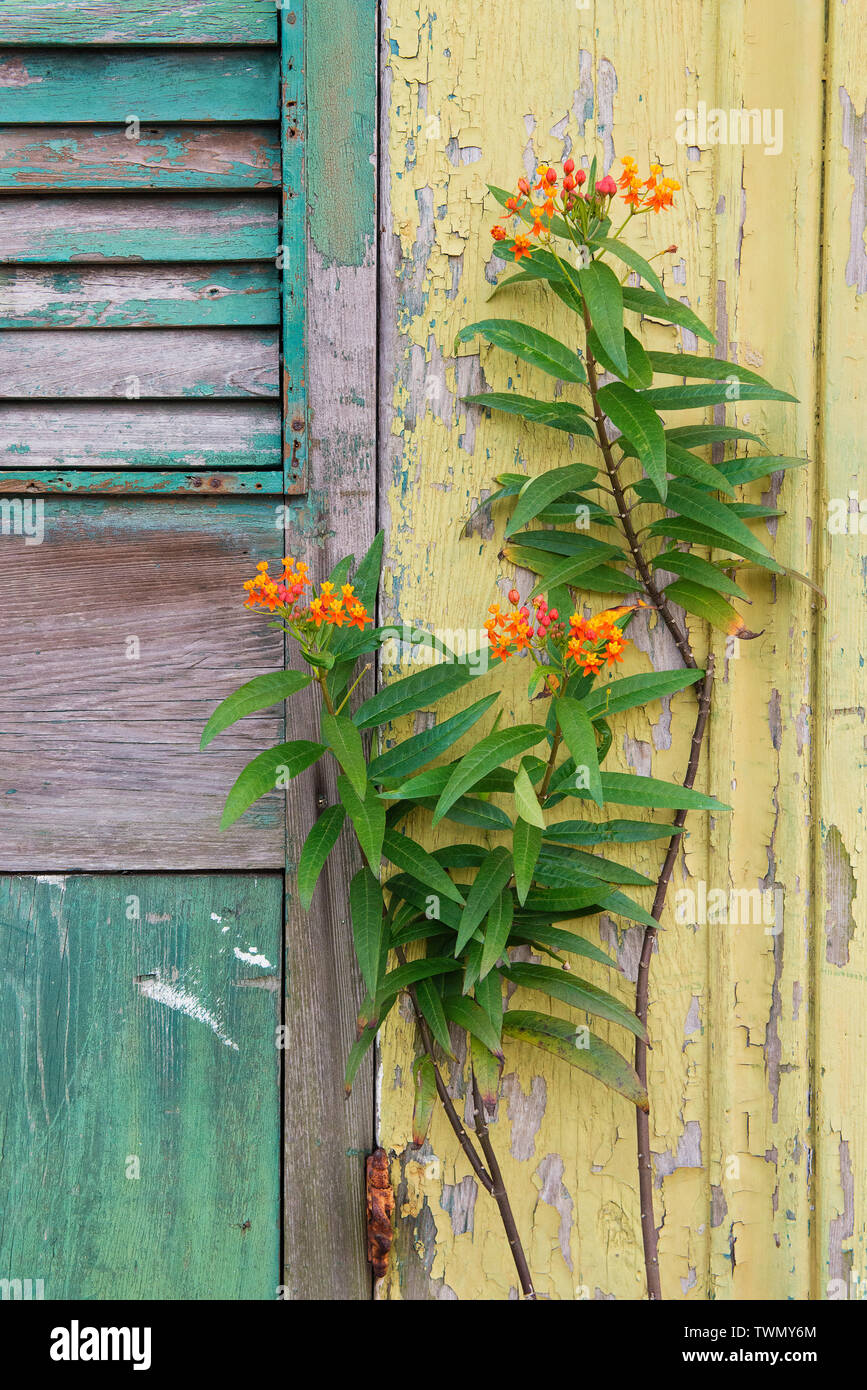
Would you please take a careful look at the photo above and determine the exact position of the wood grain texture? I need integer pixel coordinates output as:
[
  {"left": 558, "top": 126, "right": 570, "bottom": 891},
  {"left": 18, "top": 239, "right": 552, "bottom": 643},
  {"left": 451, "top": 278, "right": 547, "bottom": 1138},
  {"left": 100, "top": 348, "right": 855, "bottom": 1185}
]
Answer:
[
  {"left": 0, "top": 49, "right": 278, "bottom": 122},
  {"left": 279, "top": 0, "right": 379, "bottom": 1300},
  {"left": 0, "top": 265, "right": 280, "bottom": 328},
  {"left": 0, "top": 196, "right": 279, "bottom": 263},
  {"left": 813, "top": 0, "right": 867, "bottom": 1304},
  {"left": 0, "top": 328, "right": 279, "bottom": 398},
  {"left": 0, "top": 125, "right": 280, "bottom": 190},
  {"left": 0, "top": 401, "right": 280, "bottom": 467},
  {"left": 376, "top": 0, "right": 839, "bottom": 1301},
  {"left": 0, "top": 1, "right": 278, "bottom": 45},
  {"left": 0, "top": 497, "right": 288, "bottom": 870},
  {"left": 0, "top": 873, "right": 281, "bottom": 1298},
  {"left": 0, "top": 468, "right": 284, "bottom": 495},
  {"left": 281, "top": 8, "right": 306, "bottom": 491}
]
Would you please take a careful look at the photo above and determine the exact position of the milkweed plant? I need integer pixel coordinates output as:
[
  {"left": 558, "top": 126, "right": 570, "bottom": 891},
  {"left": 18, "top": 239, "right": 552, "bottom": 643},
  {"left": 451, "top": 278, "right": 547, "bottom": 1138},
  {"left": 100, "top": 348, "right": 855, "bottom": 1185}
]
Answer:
[{"left": 202, "top": 150, "right": 806, "bottom": 1301}]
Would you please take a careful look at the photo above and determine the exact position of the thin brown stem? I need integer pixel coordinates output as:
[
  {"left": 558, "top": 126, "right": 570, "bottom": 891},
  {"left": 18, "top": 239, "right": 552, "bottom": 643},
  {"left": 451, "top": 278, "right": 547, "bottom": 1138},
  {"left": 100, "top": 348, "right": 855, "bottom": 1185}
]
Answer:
[
  {"left": 539, "top": 726, "right": 563, "bottom": 799},
  {"left": 580, "top": 307, "right": 696, "bottom": 671},
  {"left": 634, "top": 658, "right": 715, "bottom": 1299},
  {"left": 471, "top": 1071, "right": 537, "bottom": 1300}
]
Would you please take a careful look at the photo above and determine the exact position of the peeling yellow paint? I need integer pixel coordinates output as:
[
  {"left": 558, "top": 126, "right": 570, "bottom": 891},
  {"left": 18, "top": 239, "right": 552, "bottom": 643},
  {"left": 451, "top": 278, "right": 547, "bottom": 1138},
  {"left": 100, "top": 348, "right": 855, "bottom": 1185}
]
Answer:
[{"left": 378, "top": 0, "right": 864, "bottom": 1299}]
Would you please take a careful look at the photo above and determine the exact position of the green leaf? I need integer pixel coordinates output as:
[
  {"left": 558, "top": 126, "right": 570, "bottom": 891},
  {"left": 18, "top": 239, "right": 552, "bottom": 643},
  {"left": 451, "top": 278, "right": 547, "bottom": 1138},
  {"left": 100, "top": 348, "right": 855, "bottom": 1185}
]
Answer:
[
  {"left": 382, "top": 828, "right": 466, "bottom": 906},
  {"left": 503, "top": 1010, "right": 648, "bottom": 1108},
  {"left": 443, "top": 997, "right": 504, "bottom": 1058},
  {"left": 474, "top": 969, "right": 504, "bottom": 1039},
  {"left": 663, "top": 579, "right": 753, "bottom": 635},
  {"left": 504, "top": 963, "right": 646, "bottom": 1039},
  {"left": 338, "top": 775, "right": 386, "bottom": 872},
  {"left": 512, "top": 818, "right": 542, "bottom": 906},
  {"left": 376, "top": 957, "right": 460, "bottom": 1007},
  {"left": 645, "top": 351, "right": 778, "bottom": 387},
  {"left": 582, "top": 667, "right": 704, "bottom": 720},
  {"left": 598, "top": 381, "right": 667, "bottom": 499},
  {"left": 592, "top": 237, "right": 665, "bottom": 296},
  {"left": 509, "top": 923, "right": 616, "bottom": 968},
  {"left": 470, "top": 1035, "right": 504, "bottom": 1110},
  {"left": 524, "top": 542, "right": 627, "bottom": 597},
  {"left": 535, "top": 842, "right": 654, "bottom": 888},
  {"left": 349, "top": 867, "right": 385, "bottom": 996},
  {"left": 719, "top": 455, "right": 807, "bottom": 487},
  {"left": 480, "top": 889, "right": 514, "bottom": 980},
  {"left": 543, "top": 818, "right": 674, "bottom": 846},
  {"left": 585, "top": 771, "right": 730, "bottom": 811},
  {"left": 523, "top": 885, "right": 605, "bottom": 914},
  {"left": 456, "top": 318, "right": 586, "bottom": 382},
  {"left": 588, "top": 326, "right": 653, "bottom": 388},
  {"left": 578, "top": 259, "right": 628, "bottom": 376},
  {"left": 513, "top": 762, "right": 546, "bottom": 828},
  {"left": 622, "top": 286, "right": 715, "bottom": 345},
  {"left": 651, "top": 549, "right": 749, "bottom": 600},
  {"left": 418, "top": 796, "right": 513, "bottom": 832},
  {"left": 663, "top": 480, "right": 780, "bottom": 568},
  {"left": 505, "top": 463, "right": 598, "bottom": 537},
  {"left": 321, "top": 710, "right": 367, "bottom": 800},
  {"left": 564, "top": 563, "right": 643, "bottom": 594},
  {"left": 641, "top": 381, "right": 797, "bottom": 410},
  {"left": 220, "top": 740, "right": 325, "bottom": 830},
  {"left": 664, "top": 423, "right": 765, "bottom": 450},
  {"left": 344, "top": 1026, "right": 377, "bottom": 1094},
  {"left": 660, "top": 441, "right": 736, "bottom": 496},
  {"left": 455, "top": 847, "right": 513, "bottom": 954},
  {"left": 644, "top": 516, "right": 783, "bottom": 571},
  {"left": 415, "top": 976, "right": 454, "bottom": 1055},
  {"left": 368, "top": 693, "right": 498, "bottom": 784},
  {"left": 554, "top": 697, "right": 603, "bottom": 808},
  {"left": 412, "top": 1056, "right": 438, "bottom": 1146},
  {"left": 201, "top": 670, "right": 313, "bottom": 749},
  {"left": 462, "top": 392, "right": 595, "bottom": 439},
  {"left": 434, "top": 725, "right": 545, "bottom": 825},
  {"left": 354, "top": 659, "right": 485, "bottom": 730},
  {"left": 297, "top": 804, "right": 346, "bottom": 910}
]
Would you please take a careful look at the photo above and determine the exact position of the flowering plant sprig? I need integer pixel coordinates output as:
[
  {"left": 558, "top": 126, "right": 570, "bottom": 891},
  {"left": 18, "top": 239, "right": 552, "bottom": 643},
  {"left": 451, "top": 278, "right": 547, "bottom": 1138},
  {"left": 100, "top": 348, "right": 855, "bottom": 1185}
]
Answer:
[{"left": 202, "top": 144, "right": 807, "bottom": 1302}]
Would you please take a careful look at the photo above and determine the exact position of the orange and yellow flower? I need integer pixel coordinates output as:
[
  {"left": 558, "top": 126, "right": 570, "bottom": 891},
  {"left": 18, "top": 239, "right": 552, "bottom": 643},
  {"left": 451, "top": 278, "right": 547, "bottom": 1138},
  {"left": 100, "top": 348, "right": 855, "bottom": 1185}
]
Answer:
[
  {"left": 243, "top": 556, "right": 371, "bottom": 632},
  {"left": 566, "top": 606, "right": 633, "bottom": 675},
  {"left": 617, "top": 156, "right": 680, "bottom": 213}
]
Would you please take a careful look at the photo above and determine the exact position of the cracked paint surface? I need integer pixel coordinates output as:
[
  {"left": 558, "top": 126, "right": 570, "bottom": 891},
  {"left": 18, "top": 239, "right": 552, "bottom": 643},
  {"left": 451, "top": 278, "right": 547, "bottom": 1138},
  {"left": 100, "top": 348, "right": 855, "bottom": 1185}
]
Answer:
[{"left": 376, "top": 0, "right": 864, "bottom": 1299}]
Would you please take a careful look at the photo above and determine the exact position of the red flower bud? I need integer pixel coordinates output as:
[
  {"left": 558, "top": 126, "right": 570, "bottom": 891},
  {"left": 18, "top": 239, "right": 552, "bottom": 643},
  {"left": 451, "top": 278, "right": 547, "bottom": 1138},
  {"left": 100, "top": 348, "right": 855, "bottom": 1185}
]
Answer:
[
  {"left": 545, "top": 168, "right": 557, "bottom": 185},
  {"left": 665, "top": 244, "right": 678, "bottom": 254},
  {"left": 563, "top": 175, "right": 575, "bottom": 191},
  {"left": 507, "top": 587, "right": 520, "bottom": 605},
  {"left": 519, "top": 606, "right": 529, "bottom": 618},
  {"left": 548, "top": 608, "right": 559, "bottom": 620},
  {"left": 575, "top": 169, "right": 587, "bottom": 185},
  {"left": 563, "top": 157, "right": 575, "bottom": 174},
  {"left": 518, "top": 177, "right": 530, "bottom": 195},
  {"left": 596, "top": 175, "right": 617, "bottom": 196}
]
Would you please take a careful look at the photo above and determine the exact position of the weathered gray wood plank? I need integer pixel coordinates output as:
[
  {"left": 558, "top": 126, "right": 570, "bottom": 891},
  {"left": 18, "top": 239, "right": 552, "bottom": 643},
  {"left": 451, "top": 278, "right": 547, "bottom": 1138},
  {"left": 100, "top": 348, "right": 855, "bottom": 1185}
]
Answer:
[
  {"left": 0, "top": 1, "right": 279, "bottom": 44},
  {"left": 0, "top": 125, "right": 280, "bottom": 190},
  {"left": 280, "top": 0, "right": 378, "bottom": 1302},
  {"left": 0, "top": 49, "right": 278, "bottom": 122},
  {"left": 0, "top": 497, "right": 290, "bottom": 869},
  {"left": 0, "top": 401, "right": 280, "bottom": 467},
  {"left": 0, "top": 329, "right": 279, "bottom": 398},
  {"left": 0, "top": 265, "right": 280, "bottom": 327},
  {"left": 0, "top": 196, "right": 279, "bottom": 262}
]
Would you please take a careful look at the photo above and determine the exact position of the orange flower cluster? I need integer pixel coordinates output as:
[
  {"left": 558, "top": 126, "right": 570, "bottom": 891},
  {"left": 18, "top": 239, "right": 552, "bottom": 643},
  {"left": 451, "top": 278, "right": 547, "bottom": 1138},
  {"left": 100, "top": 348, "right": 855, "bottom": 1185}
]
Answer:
[
  {"left": 485, "top": 590, "right": 562, "bottom": 662},
  {"left": 617, "top": 157, "right": 680, "bottom": 213},
  {"left": 566, "top": 606, "right": 631, "bottom": 675},
  {"left": 491, "top": 161, "right": 581, "bottom": 260},
  {"left": 243, "top": 557, "right": 370, "bottom": 631}
]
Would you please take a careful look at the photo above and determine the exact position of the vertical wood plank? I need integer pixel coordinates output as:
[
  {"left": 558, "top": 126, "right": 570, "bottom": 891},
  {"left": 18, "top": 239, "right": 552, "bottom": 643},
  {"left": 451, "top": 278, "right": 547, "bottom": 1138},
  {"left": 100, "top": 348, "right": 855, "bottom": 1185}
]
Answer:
[
  {"left": 0, "top": 874, "right": 282, "bottom": 1299},
  {"left": 282, "top": 7, "right": 307, "bottom": 493},
  {"left": 280, "top": 0, "right": 379, "bottom": 1299},
  {"left": 814, "top": 0, "right": 867, "bottom": 1303}
]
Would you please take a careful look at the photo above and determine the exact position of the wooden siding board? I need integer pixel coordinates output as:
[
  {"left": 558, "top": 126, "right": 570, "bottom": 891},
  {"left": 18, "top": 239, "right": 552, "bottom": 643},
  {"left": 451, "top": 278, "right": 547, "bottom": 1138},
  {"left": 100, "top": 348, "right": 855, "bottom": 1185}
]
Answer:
[
  {"left": 0, "top": 401, "right": 281, "bottom": 467},
  {"left": 0, "top": 469, "right": 284, "bottom": 495},
  {"left": 0, "top": 265, "right": 280, "bottom": 329},
  {"left": 0, "top": 497, "right": 287, "bottom": 870},
  {"left": 0, "top": 2, "right": 279, "bottom": 46},
  {"left": 0, "top": 196, "right": 280, "bottom": 263},
  {"left": 279, "top": 0, "right": 379, "bottom": 1300},
  {"left": 281, "top": 8, "right": 307, "bottom": 493},
  {"left": 0, "top": 873, "right": 282, "bottom": 1298},
  {"left": 0, "top": 328, "right": 280, "bottom": 398},
  {"left": 0, "top": 49, "right": 279, "bottom": 123},
  {"left": 0, "top": 125, "right": 281, "bottom": 190}
]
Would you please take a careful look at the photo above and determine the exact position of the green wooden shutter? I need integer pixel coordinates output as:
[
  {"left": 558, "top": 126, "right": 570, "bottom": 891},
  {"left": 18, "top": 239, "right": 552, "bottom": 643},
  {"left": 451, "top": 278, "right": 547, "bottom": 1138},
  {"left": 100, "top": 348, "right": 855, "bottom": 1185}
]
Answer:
[{"left": 0, "top": 0, "right": 376, "bottom": 1300}]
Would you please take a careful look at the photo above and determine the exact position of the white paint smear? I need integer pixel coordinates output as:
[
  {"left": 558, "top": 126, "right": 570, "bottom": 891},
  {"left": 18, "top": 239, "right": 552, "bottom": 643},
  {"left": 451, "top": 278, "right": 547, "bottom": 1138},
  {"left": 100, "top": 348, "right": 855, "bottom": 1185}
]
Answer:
[
  {"left": 233, "top": 946, "right": 273, "bottom": 968},
  {"left": 137, "top": 971, "right": 238, "bottom": 1051}
]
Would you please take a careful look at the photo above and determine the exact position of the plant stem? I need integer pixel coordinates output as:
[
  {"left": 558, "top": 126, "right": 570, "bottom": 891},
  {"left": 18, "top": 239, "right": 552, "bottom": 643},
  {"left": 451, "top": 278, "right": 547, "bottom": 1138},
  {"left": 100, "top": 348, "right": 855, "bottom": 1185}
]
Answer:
[
  {"left": 634, "top": 658, "right": 715, "bottom": 1299},
  {"left": 470, "top": 1071, "right": 537, "bottom": 1300},
  {"left": 580, "top": 310, "right": 696, "bottom": 671},
  {"left": 539, "top": 726, "right": 563, "bottom": 799}
]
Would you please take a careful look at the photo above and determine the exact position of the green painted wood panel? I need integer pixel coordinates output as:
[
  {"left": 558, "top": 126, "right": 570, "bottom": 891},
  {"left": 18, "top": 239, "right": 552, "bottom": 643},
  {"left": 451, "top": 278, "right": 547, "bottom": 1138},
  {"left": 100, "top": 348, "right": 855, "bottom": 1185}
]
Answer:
[
  {"left": 0, "top": 49, "right": 279, "bottom": 122},
  {"left": 0, "top": 196, "right": 279, "bottom": 263},
  {"left": 281, "top": 8, "right": 306, "bottom": 491},
  {"left": 0, "top": 126, "right": 280, "bottom": 190},
  {"left": 0, "top": 873, "right": 282, "bottom": 1299},
  {"left": 0, "top": 468, "right": 283, "bottom": 495},
  {"left": 0, "top": 265, "right": 281, "bottom": 329},
  {"left": 0, "top": 1, "right": 279, "bottom": 45}
]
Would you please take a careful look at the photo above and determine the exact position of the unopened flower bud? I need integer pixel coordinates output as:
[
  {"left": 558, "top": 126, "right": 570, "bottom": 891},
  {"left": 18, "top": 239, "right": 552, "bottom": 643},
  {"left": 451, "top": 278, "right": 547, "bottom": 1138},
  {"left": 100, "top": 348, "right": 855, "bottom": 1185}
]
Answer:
[
  {"left": 563, "top": 157, "right": 575, "bottom": 174},
  {"left": 574, "top": 169, "right": 587, "bottom": 185},
  {"left": 508, "top": 587, "right": 520, "bottom": 605}
]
